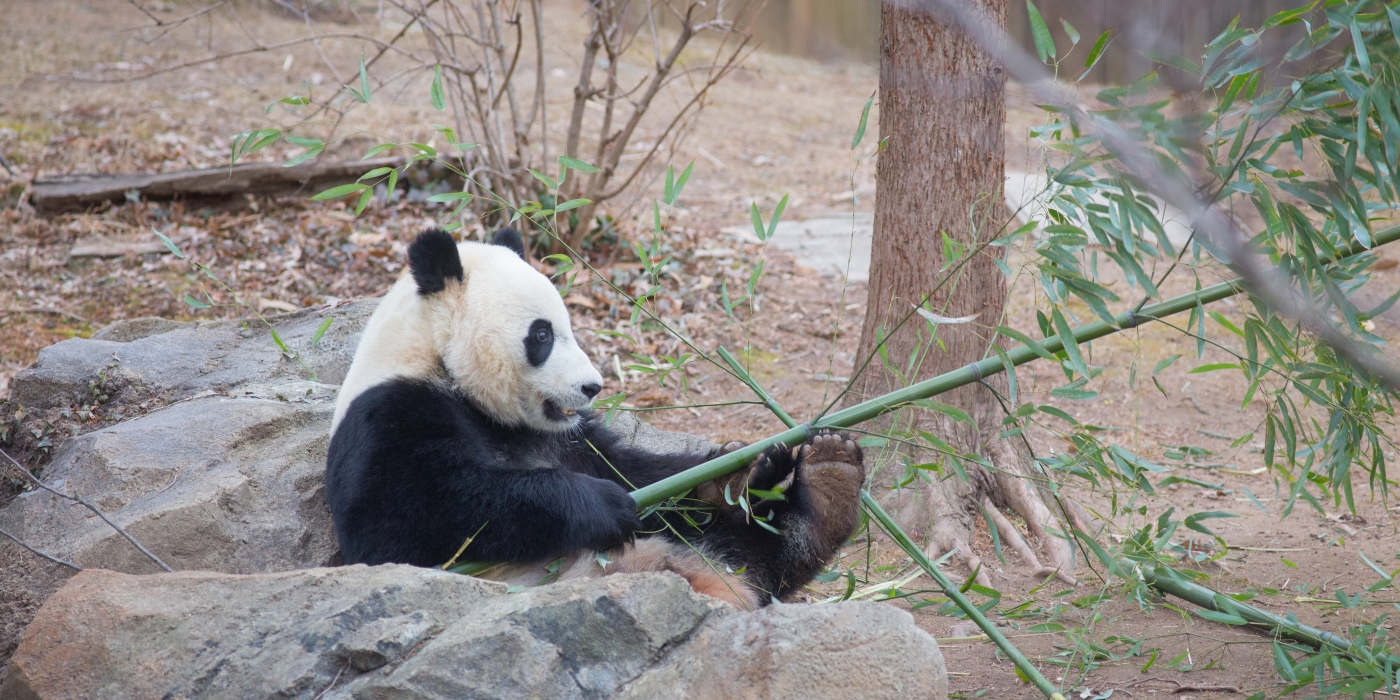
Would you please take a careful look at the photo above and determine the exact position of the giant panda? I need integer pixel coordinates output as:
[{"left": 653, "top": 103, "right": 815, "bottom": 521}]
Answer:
[{"left": 326, "top": 228, "right": 865, "bottom": 607}]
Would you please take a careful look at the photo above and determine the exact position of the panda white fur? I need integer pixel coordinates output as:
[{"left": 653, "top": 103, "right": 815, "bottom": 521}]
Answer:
[{"left": 327, "top": 228, "right": 866, "bottom": 607}]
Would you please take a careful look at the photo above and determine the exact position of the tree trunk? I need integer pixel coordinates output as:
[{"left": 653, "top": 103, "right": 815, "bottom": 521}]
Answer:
[{"left": 853, "top": 0, "right": 1075, "bottom": 585}]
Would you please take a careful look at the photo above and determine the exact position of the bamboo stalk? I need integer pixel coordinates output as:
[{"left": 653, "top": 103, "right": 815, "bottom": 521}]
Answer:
[
  {"left": 1129, "top": 560, "right": 1369, "bottom": 655},
  {"left": 716, "top": 345, "right": 798, "bottom": 429},
  {"left": 630, "top": 223, "right": 1400, "bottom": 508},
  {"left": 458, "top": 226, "right": 1400, "bottom": 698},
  {"left": 864, "top": 492, "right": 1068, "bottom": 700}
]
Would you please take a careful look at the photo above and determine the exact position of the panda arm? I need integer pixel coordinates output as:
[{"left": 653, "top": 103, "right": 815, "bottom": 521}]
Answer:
[
  {"left": 329, "top": 379, "right": 642, "bottom": 566},
  {"left": 455, "top": 466, "right": 643, "bottom": 562}
]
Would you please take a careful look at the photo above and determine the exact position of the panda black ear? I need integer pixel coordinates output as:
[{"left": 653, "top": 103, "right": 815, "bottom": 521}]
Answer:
[
  {"left": 490, "top": 227, "right": 526, "bottom": 260},
  {"left": 407, "top": 229, "right": 464, "bottom": 296}
]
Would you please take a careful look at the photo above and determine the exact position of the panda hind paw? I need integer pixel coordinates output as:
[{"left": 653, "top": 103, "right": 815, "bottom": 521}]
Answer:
[{"left": 799, "top": 431, "right": 864, "bottom": 474}]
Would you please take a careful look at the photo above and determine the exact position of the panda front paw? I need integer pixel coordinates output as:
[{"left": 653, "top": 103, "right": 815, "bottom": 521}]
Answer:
[
  {"left": 747, "top": 442, "right": 801, "bottom": 492},
  {"left": 585, "top": 480, "right": 644, "bottom": 549}
]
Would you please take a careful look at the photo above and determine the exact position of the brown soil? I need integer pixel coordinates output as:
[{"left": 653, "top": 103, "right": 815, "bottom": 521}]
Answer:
[{"left": 4, "top": 2, "right": 1400, "bottom": 699}]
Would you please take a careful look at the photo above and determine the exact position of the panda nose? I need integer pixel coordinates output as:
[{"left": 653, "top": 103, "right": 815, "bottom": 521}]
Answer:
[{"left": 580, "top": 382, "right": 602, "bottom": 399}]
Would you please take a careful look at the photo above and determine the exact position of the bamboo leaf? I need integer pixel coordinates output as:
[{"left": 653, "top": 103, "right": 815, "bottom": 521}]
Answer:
[
  {"left": 358, "top": 167, "right": 393, "bottom": 181},
  {"left": 669, "top": 161, "right": 694, "bottom": 205},
  {"left": 1189, "top": 362, "right": 1238, "bottom": 374},
  {"left": 1060, "top": 18, "right": 1079, "bottom": 45},
  {"left": 153, "top": 228, "right": 185, "bottom": 259},
  {"left": 1195, "top": 609, "right": 1249, "bottom": 626},
  {"left": 528, "top": 169, "right": 559, "bottom": 190},
  {"left": 311, "top": 318, "right": 333, "bottom": 346},
  {"left": 852, "top": 95, "right": 874, "bottom": 149},
  {"left": 1153, "top": 354, "right": 1181, "bottom": 374},
  {"left": 559, "top": 156, "right": 600, "bottom": 173},
  {"left": 430, "top": 64, "right": 445, "bottom": 110},
  {"left": 312, "top": 183, "right": 369, "bottom": 200},
  {"left": 767, "top": 194, "right": 788, "bottom": 240},
  {"left": 362, "top": 143, "right": 398, "bottom": 159},
  {"left": 998, "top": 325, "right": 1058, "bottom": 362},
  {"left": 1082, "top": 30, "right": 1112, "bottom": 75},
  {"left": 1183, "top": 510, "right": 1237, "bottom": 538},
  {"left": 359, "top": 55, "right": 372, "bottom": 103},
  {"left": 1026, "top": 1, "right": 1055, "bottom": 62},
  {"left": 912, "top": 399, "right": 974, "bottom": 425},
  {"left": 555, "top": 198, "right": 591, "bottom": 212},
  {"left": 282, "top": 140, "right": 324, "bottom": 167},
  {"left": 1350, "top": 20, "right": 1371, "bottom": 78},
  {"left": 1051, "top": 308, "right": 1088, "bottom": 376},
  {"left": 426, "top": 191, "right": 474, "bottom": 203},
  {"left": 914, "top": 307, "right": 980, "bottom": 325},
  {"left": 750, "top": 202, "right": 767, "bottom": 241}
]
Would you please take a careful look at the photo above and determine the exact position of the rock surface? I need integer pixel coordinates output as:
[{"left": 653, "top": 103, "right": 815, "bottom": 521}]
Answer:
[
  {"left": 0, "top": 301, "right": 718, "bottom": 676},
  {"left": 3, "top": 567, "right": 946, "bottom": 700},
  {"left": 8, "top": 300, "right": 375, "bottom": 414},
  {"left": 1, "top": 302, "right": 949, "bottom": 700}
]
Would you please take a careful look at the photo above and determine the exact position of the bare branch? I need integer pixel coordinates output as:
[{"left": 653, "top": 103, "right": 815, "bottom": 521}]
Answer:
[
  {"left": 0, "top": 525, "right": 83, "bottom": 572},
  {"left": 61, "top": 33, "right": 420, "bottom": 84},
  {"left": 0, "top": 447, "right": 174, "bottom": 573}
]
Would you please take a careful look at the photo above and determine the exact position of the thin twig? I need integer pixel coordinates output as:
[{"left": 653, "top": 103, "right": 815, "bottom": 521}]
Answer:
[
  {"left": 0, "top": 447, "right": 174, "bottom": 572},
  {"left": 0, "top": 525, "right": 84, "bottom": 571},
  {"left": 3, "top": 306, "right": 89, "bottom": 324},
  {"left": 124, "top": 0, "right": 228, "bottom": 30}
]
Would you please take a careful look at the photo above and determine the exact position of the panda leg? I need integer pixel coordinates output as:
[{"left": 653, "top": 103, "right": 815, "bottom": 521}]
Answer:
[
  {"left": 690, "top": 432, "right": 865, "bottom": 603},
  {"left": 543, "top": 539, "right": 760, "bottom": 608}
]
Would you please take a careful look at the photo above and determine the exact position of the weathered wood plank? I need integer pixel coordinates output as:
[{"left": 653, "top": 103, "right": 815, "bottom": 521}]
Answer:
[{"left": 31, "top": 157, "right": 403, "bottom": 214}]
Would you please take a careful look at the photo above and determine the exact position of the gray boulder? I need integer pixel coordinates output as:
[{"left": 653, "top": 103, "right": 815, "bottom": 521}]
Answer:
[
  {"left": 616, "top": 601, "right": 948, "bottom": 700},
  {"left": 0, "top": 301, "right": 717, "bottom": 676},
  {"left": 2, "top": 567, "right": 946, "bottom": 700},
  {"left": 0, "top": 301, "right": 950, "bottom": 700},
  {"left": 7, "top": 300, "right": 376, "bottom": 414},
  {"left": 0, "top": 384, "right": 343, "bottom": 677}
]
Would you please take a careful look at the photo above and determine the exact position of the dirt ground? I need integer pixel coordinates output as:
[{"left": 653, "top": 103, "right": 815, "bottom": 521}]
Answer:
[{"left": 4, "top": 2, "right": 1400, "bottom": 698}]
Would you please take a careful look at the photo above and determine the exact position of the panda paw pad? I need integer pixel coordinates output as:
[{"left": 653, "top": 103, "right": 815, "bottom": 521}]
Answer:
[{"left": 799, "top": 431, "right": 863, "bottom": 470}]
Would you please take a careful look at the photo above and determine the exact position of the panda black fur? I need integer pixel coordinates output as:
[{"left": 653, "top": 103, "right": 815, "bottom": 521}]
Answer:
[{"left": 326, "top": 228, "right": 866, "bottom": 606}]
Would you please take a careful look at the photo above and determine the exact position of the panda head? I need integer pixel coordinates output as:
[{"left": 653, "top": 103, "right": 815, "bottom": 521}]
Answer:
[{"left": 408, "top": 228, "right": 604, "bottom": 432}]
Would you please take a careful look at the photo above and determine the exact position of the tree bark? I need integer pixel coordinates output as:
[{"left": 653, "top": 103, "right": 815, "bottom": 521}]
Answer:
[{"left": 854, "top": 0, "right": 1075, "bottom": 585}]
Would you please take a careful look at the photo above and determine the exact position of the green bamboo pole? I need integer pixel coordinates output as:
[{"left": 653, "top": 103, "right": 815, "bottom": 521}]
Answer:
[
  {"left": 864, "top": 492, "right": 1068, "bottom": 700},
  {"left": 456, "top": 225, "right": 1400, "bottom": 698},
  {"left": 716, "top": 346, "right": 798, "bottom": 428},
  {"left": 630, "top": 223, "right": 1400, "bottom": 508},
  {"left": 1129, "top": 561, "right": 1368, "bottom": 653}
]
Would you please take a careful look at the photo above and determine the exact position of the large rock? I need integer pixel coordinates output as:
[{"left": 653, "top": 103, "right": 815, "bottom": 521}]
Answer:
[
  {"left": 8, "top": 300, "right": 376, "bottom": 414},
  {"left": 0, "top": 302, "right": 941, "bottom": 699},
  {"left": 0, "top": 384, "right": 343, "bottom": 677},
  {"left": 2, "top": 567, "right": 946, "bottom": 700},
  {"left": 616, "top": 601, "right": 947, "bottom": 700},
  {"left": 0, "top": 302, "right": 718, "bottom": 676}
]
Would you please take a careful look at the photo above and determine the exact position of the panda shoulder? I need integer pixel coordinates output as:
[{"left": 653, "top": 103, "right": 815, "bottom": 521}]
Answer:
[{"left": 341, "top": 377, "right": 463, "bottom": 432}]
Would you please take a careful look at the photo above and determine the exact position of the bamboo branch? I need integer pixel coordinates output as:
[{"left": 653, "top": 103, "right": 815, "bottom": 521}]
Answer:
[
  {"left": 864, "top": 492, "right": 1067, "bottom": 700},
  {"left": 628, "top": 223, "right": 1400, "bottom": 508}
]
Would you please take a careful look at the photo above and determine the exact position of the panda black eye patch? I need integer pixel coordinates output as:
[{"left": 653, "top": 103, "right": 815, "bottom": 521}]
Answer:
[{"left": 525, "top": 319, "right": 554, "bottom": 367}]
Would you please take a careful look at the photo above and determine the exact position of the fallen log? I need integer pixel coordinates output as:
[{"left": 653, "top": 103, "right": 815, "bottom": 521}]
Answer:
[{"left": 30, "top": 157, "right": 404, "bottom": 214}]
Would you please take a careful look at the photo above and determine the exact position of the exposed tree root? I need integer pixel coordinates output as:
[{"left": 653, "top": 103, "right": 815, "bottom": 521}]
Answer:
[{"left": 874, "top": 413, "right": 1078, "bottom": 588}]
